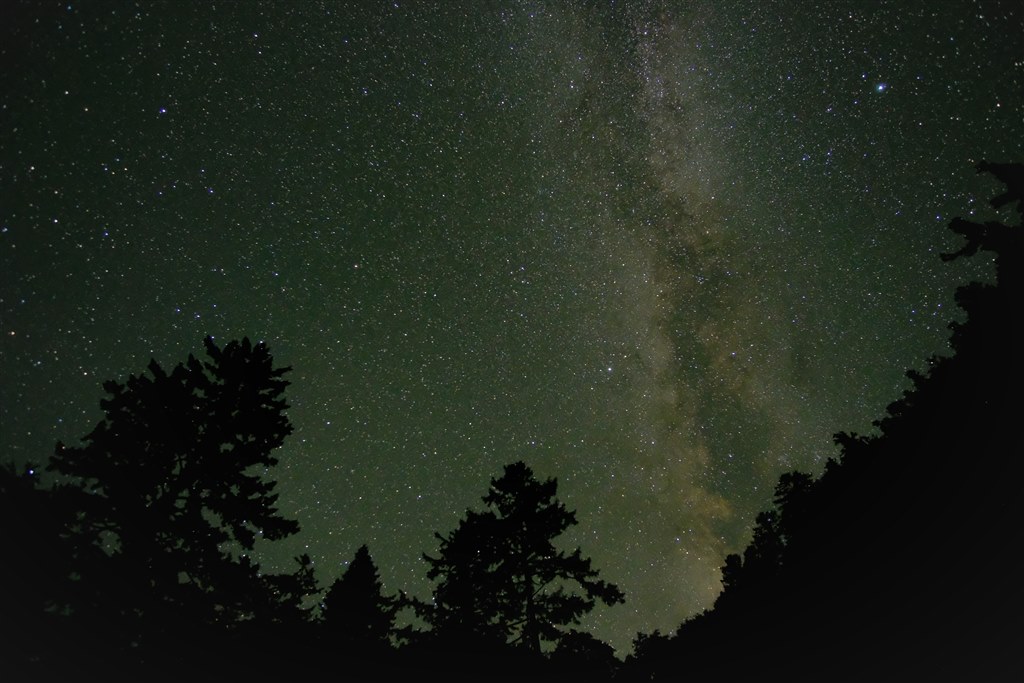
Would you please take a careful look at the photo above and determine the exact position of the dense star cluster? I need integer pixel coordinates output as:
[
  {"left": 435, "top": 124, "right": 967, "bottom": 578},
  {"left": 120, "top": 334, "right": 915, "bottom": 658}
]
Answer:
[{"left": 2, "top": 1, "right": 1021, "bottom": 653}]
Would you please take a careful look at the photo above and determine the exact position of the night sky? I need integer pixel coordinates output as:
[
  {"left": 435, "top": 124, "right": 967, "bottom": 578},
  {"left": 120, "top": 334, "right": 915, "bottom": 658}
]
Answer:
[{"left": 2, "top": 1, "right": 1022, "bottom": 654}]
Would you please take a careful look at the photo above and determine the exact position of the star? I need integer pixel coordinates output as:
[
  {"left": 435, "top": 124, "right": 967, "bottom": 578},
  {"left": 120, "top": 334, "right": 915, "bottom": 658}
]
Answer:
[{"left": 2, "top": 0, "right": 1020, "bottom": 657}]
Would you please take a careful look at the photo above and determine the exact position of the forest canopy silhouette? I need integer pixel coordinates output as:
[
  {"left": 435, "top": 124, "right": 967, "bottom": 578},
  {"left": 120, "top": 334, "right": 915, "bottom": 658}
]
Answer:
[
  {"left": 2, "top": 162, "right": 1021, "bottom": 682},
  {"left": 621, "top": 161, "right": 1022, "bottom": 682}
]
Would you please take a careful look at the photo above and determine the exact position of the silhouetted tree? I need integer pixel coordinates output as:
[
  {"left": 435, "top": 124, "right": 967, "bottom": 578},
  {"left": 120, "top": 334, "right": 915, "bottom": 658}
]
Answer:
[
  {"left": 323, "top": 544, "right": 399, "bottom": 645},
  {"left": 0, "top": 462, "right": 85, "bottom": 677},
  {"left": 548, "top": 629, "right": 620, "bottom": 681},
  {"left": 421, "top": 462, "right": 624, "bottom": 653},
  {"left": 42, "top": 337, "right": 316, "bottom": 676},
  {"left": 626, "top": 162, "right": 1023, "bottom": 682},
  {"left": 622, "top": 628, "right": 676, "bottom": 681}
]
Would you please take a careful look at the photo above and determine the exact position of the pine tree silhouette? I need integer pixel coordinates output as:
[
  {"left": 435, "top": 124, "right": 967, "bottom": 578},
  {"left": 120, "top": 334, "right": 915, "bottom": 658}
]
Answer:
[
  {"left": 32, "top": 337, "right": 316, "bottom": 679},
  {"left": 420, "top": 462, "right": 624, "bottom": 656},
  {"left": 323, "top": 544, "right": 399, "bottom": 645}
]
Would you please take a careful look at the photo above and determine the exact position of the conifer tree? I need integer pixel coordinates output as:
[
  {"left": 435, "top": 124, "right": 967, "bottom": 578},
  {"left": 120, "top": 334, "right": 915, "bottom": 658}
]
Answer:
[
  {"left": 422, "top": 462, "right": 624, "bottom": 652},
  {"left": 323, "top": 544, "right": 398, "bottom": 645},
  {"left": 46, "top": 337, "right": 314, "bottom": 662}
]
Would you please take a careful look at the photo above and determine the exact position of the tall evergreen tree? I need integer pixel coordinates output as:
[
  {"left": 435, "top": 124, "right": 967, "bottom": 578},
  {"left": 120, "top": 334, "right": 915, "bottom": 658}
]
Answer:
[
  {"left": 422, "top": 461, "right": 624, "bottom": 652},
  {"left": 323, "top": 544, "right": 398, "bottom": 645},
  {"left": 45, "top": 337, "right": 315, "bottom": 670}
]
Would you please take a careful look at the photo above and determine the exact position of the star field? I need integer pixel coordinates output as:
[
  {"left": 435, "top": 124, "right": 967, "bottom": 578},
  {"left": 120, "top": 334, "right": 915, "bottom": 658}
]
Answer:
[{"left": 2, "top": 1, "right": 1021, "bottom": 653}]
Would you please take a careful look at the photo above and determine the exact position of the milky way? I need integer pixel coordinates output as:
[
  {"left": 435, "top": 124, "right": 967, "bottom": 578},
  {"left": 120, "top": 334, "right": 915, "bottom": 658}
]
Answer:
[{"left": 2, "top": 1, "right": 1021, "bottom": 652}]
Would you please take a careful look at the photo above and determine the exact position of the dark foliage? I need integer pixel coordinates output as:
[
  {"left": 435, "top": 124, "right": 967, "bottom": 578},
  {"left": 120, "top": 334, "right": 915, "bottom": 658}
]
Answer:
[
  {"left": 9, "top": 164, "right": 1018, "bottom": 682},
  {"left": 418, "top": 461, "right": 625, "bottom": 655},
  {"left": 3, "top": 339, "right": 623, "bottom": 682},
  {"left": 3, "top": 337, "right": 319, "bottom": 681},
  {"left": 624, "top": 163, "right": 1023, "bottom": 682},
  {"left": 323, "top": 544, "right": 399, "bottom": 646},
  {"left": 548, "top": 628, "right": 622, "bottom": 681},
  {"left": 0, "top": 462, "right": 82, "bottom": 673}
]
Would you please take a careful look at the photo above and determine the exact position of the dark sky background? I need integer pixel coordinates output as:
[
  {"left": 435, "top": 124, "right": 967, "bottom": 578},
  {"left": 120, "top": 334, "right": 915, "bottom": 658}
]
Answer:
[{"left": 2, "top": 0, "right": 1021, "bottom": 654}]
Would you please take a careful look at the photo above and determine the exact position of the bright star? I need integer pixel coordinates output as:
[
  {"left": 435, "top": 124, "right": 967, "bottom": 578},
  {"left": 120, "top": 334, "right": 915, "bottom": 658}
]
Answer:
[{"left": 876, "top": 83, "right": 888, "bottom": 92}]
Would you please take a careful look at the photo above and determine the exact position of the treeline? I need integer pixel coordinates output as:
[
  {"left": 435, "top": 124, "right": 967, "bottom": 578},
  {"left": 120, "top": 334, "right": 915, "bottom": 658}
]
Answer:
[
  {"left": 2, "top": 340, "right": 623, "bottom": 682},
  {"left": 621, "top": 162, "right": 1023, "bottom": 682},
  {"left": 3, "top": 163, "right": 1021, "bottom": 682}
]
